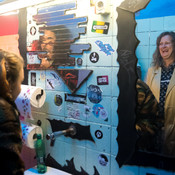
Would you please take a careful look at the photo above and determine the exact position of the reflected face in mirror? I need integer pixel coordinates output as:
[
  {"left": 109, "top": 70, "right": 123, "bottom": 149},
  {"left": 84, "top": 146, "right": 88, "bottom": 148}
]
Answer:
[
  {"left": 39, "top": 30, "right": 56, "bottom": 68},
  {"left": 159, "top": 35, "right": 174, "bottom": 66},
  {"left": 136, "top": 31, "right": 175, "bottom": 158},
  {"left": 40, "top": 30, "right": 56, "bottom": 57}
]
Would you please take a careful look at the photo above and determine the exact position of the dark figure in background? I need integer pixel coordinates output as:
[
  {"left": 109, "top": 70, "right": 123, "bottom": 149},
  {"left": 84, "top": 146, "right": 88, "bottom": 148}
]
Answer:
[
  {"left": 135, "top": 79, "right": 163, "bottom": 153},
  {"left": 146, "top": 31, "right": 175, "bottom": 156},
  {"left": 0, "top": 50, "right": 25, "bottom": 174}
]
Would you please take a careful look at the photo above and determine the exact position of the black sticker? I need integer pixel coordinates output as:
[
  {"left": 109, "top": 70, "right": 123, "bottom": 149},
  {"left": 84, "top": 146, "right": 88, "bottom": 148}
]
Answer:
[
  {"left": 54, "top": 95, "right": 63, "bottom": 106},
  {"left": 30, "top": 26, "right": 36, "bottom": 36},
  {"left": 89, "top": 52, "right": 99, "bottom": 63},
  {"left": 98, "top": 154, "right": 108, "bottom": 166},
  {"left": 77, "top": 58, "right": 83, "bottom": 66},
  {"left": 31, "top": 72, "right": 36, "bottom": 86},
  {"left": 87, "top": 85, "right": 102, "bottom": 104},
  {"left": 95, "top": 130, "right": 103, "bottom": 139}
]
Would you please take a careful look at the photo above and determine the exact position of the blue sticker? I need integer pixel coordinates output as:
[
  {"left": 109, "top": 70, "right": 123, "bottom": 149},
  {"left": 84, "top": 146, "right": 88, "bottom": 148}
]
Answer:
[
  {"left": 92, "top": 104, "right": 103, "bottom": 117},
  {"left": 95, "top": 40, "right": 114, "bottom": 56},
  {"left": 87, "top": 85, "right": 102, "bottom": 104},
  {"left": 92, "top": 104, "right": 108, "bottom": 121}
]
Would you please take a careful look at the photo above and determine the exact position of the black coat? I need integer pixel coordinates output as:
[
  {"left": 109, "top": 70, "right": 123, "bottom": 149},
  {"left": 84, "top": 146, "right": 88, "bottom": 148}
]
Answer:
[{"left": 0, "top": 97, "right": 24, "bottom": 175}]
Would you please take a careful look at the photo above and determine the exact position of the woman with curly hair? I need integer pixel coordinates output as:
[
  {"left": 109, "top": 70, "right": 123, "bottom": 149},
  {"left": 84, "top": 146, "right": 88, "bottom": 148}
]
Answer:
[
  {"left": 146, "top": 31, "right": 175, "bottom": 156},
  {"left": 0, "top": 49, "right": 25, "bottom": 174}
]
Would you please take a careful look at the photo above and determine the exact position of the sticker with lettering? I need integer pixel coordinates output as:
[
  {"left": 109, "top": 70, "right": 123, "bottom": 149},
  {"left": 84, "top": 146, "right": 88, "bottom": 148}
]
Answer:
[
  {"left": 89, "top": 52, "right": 99, "bottom": 63},
  {"left": 27, "top": 52, "right": 41, "bottom": 64},
  {"left": 91, "top": 21, "right": 109, "bottom": 34},
  {"left": 66, "top": 102, "right": 81, "bottom": 119},
  {"left": 87, "top": 85, "right": 102, "bottom": 104},
  {"left": 95, "top": 40, "right": 114, "bottom": 56},
  {"left": 65, "top": 94, "right": 86, "bottom": 104},
  {"left": 97, "top": 75, "right": 109, "bottom": 85}
]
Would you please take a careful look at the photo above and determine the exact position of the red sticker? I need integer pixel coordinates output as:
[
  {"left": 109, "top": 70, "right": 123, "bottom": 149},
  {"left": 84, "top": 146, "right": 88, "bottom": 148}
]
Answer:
[{"left": 97, "top": 75, "right": 108, "bottom": 85}]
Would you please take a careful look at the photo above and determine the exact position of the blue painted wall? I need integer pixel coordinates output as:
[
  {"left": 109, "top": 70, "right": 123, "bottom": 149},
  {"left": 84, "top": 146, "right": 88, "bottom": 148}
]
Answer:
[{"left": 136, "top": 0, "right": 175, "bottom": 19}]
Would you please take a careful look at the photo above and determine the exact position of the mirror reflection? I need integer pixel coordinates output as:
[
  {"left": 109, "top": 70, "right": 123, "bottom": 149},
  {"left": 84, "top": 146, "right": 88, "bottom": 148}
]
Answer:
[{"left": 135, "top": 0, "right": 175, "bottom": 157}]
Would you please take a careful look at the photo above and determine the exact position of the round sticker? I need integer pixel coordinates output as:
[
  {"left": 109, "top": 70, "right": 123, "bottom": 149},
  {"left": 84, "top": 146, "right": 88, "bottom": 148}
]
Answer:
[
  {"left": 89, "top": 52, "right": 99, "bottom": 63},
  {"left": 30, "top": 26, "right": 36, "bottom": 36},
  {"left": 54, "top": 95, "right": 63, "bottom": 106},
  {"left": 98, "top": 154, "right": 108, "bottom": 166},
  {"left": 95, "top": 130, "right": 103, "bottom": 139},
  {"left": 92, "top": 104, "right": 104, "bottom": 117},
  {"left": 92, "top": 104, "right": 108, "bottom": 121},
  {"left": 87, "top": 85, "right": 102, "bottom": 104}
]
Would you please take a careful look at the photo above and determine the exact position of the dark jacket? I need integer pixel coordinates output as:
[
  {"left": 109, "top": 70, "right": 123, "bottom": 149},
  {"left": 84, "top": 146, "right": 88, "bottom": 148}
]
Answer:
[
  {"left": 136, "top": 79, "right": 163, "bottom": 153},
  {"left": 0, "top": 97, "right": 25, "bottom": 175}
]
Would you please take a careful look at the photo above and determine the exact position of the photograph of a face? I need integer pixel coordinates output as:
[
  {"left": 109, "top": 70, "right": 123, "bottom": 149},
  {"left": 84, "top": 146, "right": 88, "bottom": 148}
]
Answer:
[{"left": 27, "top": 1, "right": 91, "bottom": 69}]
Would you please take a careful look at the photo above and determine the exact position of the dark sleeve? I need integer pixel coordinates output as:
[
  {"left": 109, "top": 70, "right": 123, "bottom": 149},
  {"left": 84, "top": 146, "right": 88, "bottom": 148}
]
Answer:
[
  {"left": 136, "top": 79, "right": 158, "bottom": 116},
  {"left": 0, "top": 98, "right": 25, "bottom": 175}
]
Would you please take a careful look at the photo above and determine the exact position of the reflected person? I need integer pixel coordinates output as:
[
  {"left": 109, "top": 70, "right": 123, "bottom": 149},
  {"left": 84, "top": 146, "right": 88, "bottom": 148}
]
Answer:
[
  {"left": 38, "top": 30, "right": 56, "bottom": 68},
  {"left": 32, "top": 28, "right": 71, "bottom": 69},
  {"left": 146, "top": 31, "right": 175, "bottom": 156},
  {"left": 135, "top": 79, "right": 163, "bottom": 152}
]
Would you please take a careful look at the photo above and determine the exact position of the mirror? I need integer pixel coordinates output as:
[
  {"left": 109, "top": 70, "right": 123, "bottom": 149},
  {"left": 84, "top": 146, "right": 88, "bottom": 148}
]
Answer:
[{"left": 117, "top": 0, "right": 175, "bottom": 171}]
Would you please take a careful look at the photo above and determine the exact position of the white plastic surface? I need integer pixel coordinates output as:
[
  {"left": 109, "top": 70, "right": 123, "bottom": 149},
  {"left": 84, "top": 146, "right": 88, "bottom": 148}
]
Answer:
[{"left": 24, "top": 166, "right": 72, "bottom": 175}]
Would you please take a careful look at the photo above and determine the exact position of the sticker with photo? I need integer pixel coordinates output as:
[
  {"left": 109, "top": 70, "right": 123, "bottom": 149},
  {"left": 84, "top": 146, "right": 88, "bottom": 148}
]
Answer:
[
  {"left": 54, "top": 94, "right": 63, "bottom": 106},
  {"left": 87, "top": 84, "right": 102, "bottom": 104}
]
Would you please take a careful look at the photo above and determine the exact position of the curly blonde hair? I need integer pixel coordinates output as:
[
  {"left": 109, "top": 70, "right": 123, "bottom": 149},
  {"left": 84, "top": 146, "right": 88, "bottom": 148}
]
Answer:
[
  {"left": 0, "top": 50, "right": 24, "bottom": 100},
  {"left": 152, "top": 31, "right": 175, "bottom": 68}
]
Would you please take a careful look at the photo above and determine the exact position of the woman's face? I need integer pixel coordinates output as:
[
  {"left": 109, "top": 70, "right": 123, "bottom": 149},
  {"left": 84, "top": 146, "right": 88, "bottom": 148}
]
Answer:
[
  {"left": 159, "top": 35, "right": 174, "bottom": 62},
  {"left": 11, "top": 67, "right": 24, "bottom": 100},
  {"left": 41, "top": 30, "right": 56, "bottom": 56}
]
